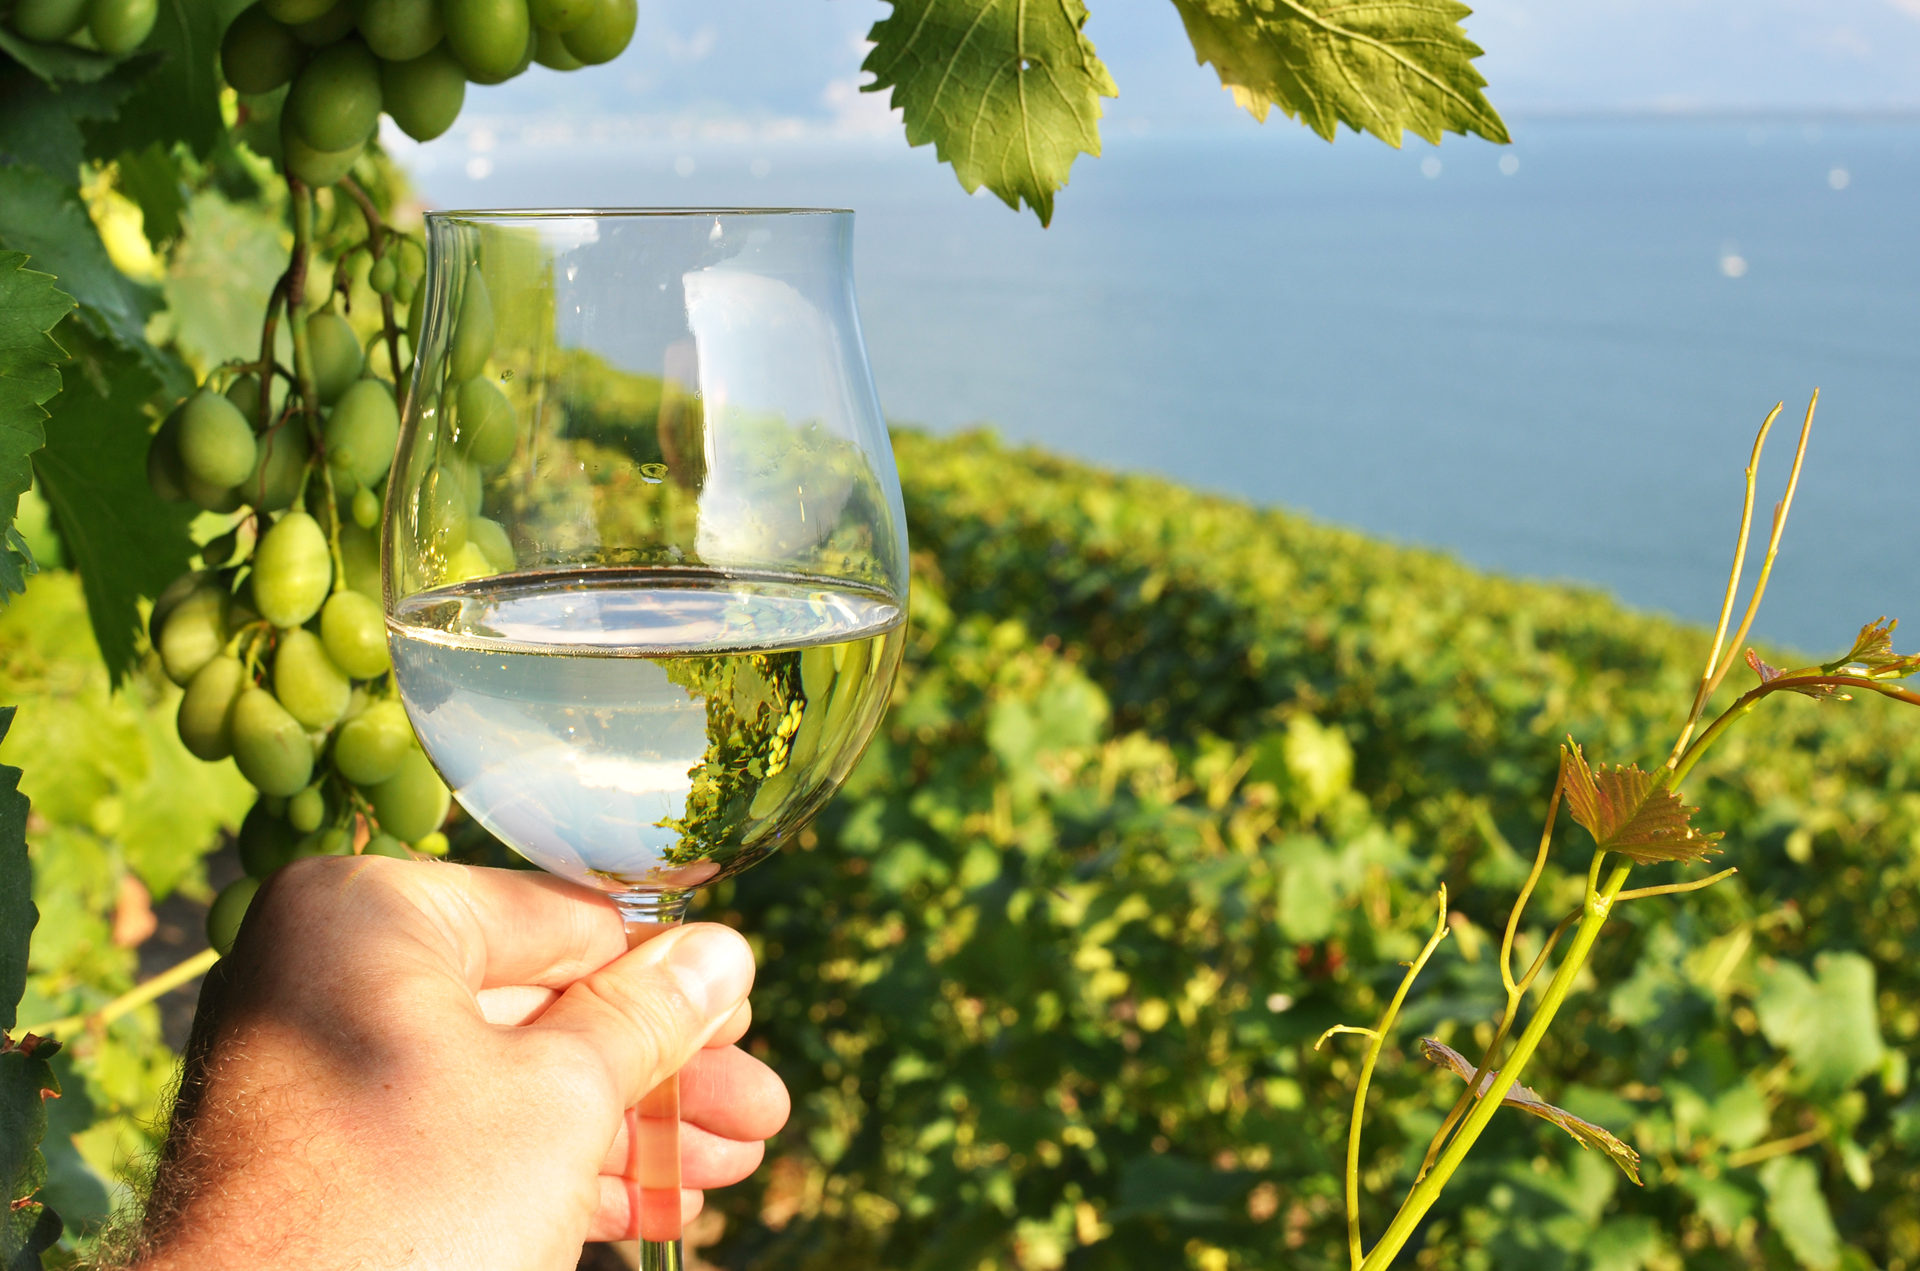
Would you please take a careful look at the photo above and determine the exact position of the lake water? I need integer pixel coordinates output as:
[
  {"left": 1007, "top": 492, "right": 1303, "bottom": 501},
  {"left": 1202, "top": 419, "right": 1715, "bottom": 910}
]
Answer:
[{"left": 397, "top": 117, "right": 1920, "bottom": 655}]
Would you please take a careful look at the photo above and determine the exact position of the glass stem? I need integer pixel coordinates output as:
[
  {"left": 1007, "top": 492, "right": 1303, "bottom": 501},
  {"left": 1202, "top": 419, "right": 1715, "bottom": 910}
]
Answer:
[{"left": 614, "top": 891, "right": 692, "bottom": 1271}]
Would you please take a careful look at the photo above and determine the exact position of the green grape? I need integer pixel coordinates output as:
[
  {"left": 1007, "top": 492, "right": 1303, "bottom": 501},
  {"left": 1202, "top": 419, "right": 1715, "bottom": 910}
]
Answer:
[
  {"left": 357, "top": 0, "right": 440, "bottom": 59},
  {"left": 339, "top": 517, "right": 381, "bottom": 596},
  {"left": 286, "top": 39, "right": 381, "bottom": 153},
  {"left": 225, "top": 371, "right": 277, "bottom": 426},
  {"left": 467, "top": 515, "right": 515, "bottom": 571},
  {"left": 444, "top": 540, "right": 494, "bottom": 585},
  {"left": 184, "top": 474, "right": 245, "bottom": 514},
  {"left": 442, "top": 0, "right": 528, "bottom": 82},
  {"left": 530, "top": 0, "right": 590, "bottom": 33},
  {"left": 460, "top": 460, "right": 483, "bottom": 514},
  {"left": 252, "top": 510, "right": 332, "bottom": 628},
  {"left": 397, "top": 242, "right": 425, "bottom": 289},
  {"left": 320, "top": 589, "right": 390, "bottom": 678},
  {"left": 309, "top": 826, "right": 354, "bottom": 856},
  {"left": 289, "top": 0, "right": 353, "bottom": 45},
  {"left": 412, "top": 829, "right": 448, "bottom": 855},
  {"left": 207, "top": 876, "right": 262, "bottom": 957},
  {"left": 464, "top": 21, "right": 531, "bottom": 85},
  {"left": 157, "top": 582, "right": 227, "bottom": 687},
  {"left": 246, "top": 420, "right": 312, "bottom": 513},
  {"left": 352, "top": 485, "right": 380, "bottom": 528},
  {"left": 147, "top": 406, "right": 188, "bottom": 502},
  {"left": 287, "top": 781, "right": 327, "bottom": 832},
  {"left": 12, "top": 0, "right": 90, "bottom": 42},
  {"left": 306, "top": 310, "right": 365, "bottom": 403},
  {"left": 532, "top": 24, "right": 581, "bottom": 70},
  {"left": 149, "top": 569, "right": 207, "bottom": 640},
  {"left": 179, "top": 388, "right": 259, "bottom": 490},
  {"left": 447, "top": 264, "right": 493, "bottom": 382},
  {"left": 88, "top": 0, "right": 157, "bottom": 54},
  {"left": 221, "top": 4, "right": 304, "bottom": 94},
  {"left": 323, "top": 376, "right": 399, "bottom": 486},
  {"left": 425, "top": 464, "right": 469, "bottom": 554},
  {"left": 560, "top": 0, "right": 633, "bottom": 65},
  {"left": 368, "top": 255, "right": 397, "bottom": 294},
  {"left": 232, "top": 686, "right": 315, "bottom": 796},
  {"left": 262, "top": 0, "right": 335, "bottom": 22},
  {"left": 332, "top": 698, "right": 411, "bottom": 785},
  {"left": 453, "top": 376, "right": 515, "bottom": 468},
  {"left": 370, "top": 747, "right": 450, "bottom": 841},
  {"left": 379, "top": 45, "right": 465, "bottom": 143},
  {"left": 362, "top": 832, "right": 410, "bottom": 859},
  {"left": 238, "top": 798, "right": 300, "bottom": 877},
  {"left": 394, "top": 274, "right": 417, "bottom": 305},
  {"left": 274, "top": 627, "right": 351, "bottom": 729},
  {"left": 280, "top": 126, "right": 366, "bottom": 189},
  {"left": 177, "top": 655, "right": 246, "bottom": 762}
]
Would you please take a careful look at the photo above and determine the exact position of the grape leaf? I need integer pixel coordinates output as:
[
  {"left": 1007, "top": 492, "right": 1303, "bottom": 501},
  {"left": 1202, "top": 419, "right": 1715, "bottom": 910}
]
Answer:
[
  {"left": 0, "top": 250, "right": 74, "bottom": 601},
  {"left": 84, "top": 0, "right": 250, "bottom": 163},
  {"left": 1560, "top": 741, "right": 1722, "bottom": 865},
  {"left": 0, "top": 58, "right": 146, "bottom": 181},
  {"left": 862, "top": 0, "right": 1117, "bottom": 226},
  {"left": 1168, "top": 0, "right": 1507, "bottom": 146},
  {"left": 114, "top": 142, "right": 187, "bottom": 249},
  {"left": 32, "top": 334, "right": 196, "bottom": 686},
  {"left": 0, "top": 28, "right": 118, "bottom": 85},
  {"left": 1759, "top": 1155, "right": 1841, "bottom": 1271},
  {"left": 0, "top": 708, "right": 32, "bottom": 1033},
  {"left": 1420, "top": 1037, "right": 1643, "bottom": 1185},
  {"left": 0, "top": 1034, "right": 63, "bottom": 1269},
  {"left": 1755, "top": 953, "right": 1886, "bottom": 1097},
  {"left": 0, "top": 163, "right": 163, "bottom": 371}
]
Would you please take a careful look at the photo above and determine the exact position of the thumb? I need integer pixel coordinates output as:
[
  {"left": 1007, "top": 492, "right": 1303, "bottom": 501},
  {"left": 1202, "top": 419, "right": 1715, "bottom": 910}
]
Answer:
[{"left": 531, "top": 923, "right": 755, "bottom": 1108}]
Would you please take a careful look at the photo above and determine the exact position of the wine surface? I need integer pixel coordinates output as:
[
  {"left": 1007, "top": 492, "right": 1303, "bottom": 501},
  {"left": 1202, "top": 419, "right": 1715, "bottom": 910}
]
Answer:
[{"left": 389, "top": 568, "right": 904, "bottom": 894}]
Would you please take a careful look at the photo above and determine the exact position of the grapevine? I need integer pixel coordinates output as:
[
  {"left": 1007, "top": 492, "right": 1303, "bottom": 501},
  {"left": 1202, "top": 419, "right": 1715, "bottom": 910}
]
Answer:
[{"left": 35, "top": 0, "right": 641, "bottom": 954}]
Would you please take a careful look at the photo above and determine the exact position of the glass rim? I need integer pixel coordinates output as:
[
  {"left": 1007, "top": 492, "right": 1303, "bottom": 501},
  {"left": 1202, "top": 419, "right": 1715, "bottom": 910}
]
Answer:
[{"left": 425, "top": 206, "right": 854, "bottom": 222}]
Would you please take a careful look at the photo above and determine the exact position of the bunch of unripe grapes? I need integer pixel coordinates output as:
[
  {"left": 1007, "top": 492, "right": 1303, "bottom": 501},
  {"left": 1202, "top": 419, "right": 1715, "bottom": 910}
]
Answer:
[
  {"left": 147, "top": 257, "right": 514, "bottom": 956},
  {"left": 5, "top": 0, "right": 158, "bottom": 55},
  {"left": 220, "top": 0, "right": 637, "bottom": 186}
]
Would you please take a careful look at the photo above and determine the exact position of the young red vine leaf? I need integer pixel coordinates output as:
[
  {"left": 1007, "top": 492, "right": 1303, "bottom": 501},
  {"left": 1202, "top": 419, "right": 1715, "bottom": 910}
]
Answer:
[{"left": 1559, "top": 742, "right": 1723, "bottom": 865}]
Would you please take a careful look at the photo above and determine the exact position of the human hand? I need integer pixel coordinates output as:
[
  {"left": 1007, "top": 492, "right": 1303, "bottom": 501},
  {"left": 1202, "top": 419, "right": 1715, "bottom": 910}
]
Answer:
[{"left": 132, "top": 856, "right": 789, "bottom": 1271}]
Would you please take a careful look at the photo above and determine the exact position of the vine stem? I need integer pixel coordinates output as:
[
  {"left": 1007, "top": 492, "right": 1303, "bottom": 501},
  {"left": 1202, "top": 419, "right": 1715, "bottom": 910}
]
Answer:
[
  {"left": 22, "top": 947, "right": 221, "bottom": 1041},
  {"left": 1319, "top": 888, "right": 1450, "bottom": 1271},
  {"left": 336, "top": 175, "right": 406, "bottom": 386},
  {"left": 1361, "top": 862, "right": 1631, "bottom": 1271}
]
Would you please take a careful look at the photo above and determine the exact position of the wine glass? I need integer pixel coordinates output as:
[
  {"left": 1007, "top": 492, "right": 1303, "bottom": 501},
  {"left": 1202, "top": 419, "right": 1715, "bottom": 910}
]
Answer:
[{"left": 382, "top": 208, "right": 908, "bottom": 1270}]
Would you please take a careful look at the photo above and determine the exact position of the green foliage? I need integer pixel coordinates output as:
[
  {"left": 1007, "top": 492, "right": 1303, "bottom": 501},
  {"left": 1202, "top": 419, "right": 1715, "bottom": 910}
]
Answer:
[
  {"left": 32, "top": 331, "right": 197, "bottom": 685},
  {"left": 0, "top": 710, "right": 33, "bottom": 1032},
  {"left": 1169, "top": 0, "right": 1508, "bottom": 145},
  {"left": 1, "top": 1038, "right": 64, "bottom": 1269},
  {"left": 0, "top": 255, "right": 73, "bottom": 603},
  {"left": 4, "top": 574, "right": 252, "bottom": 1250},
  {"left": 862, "top": 0, "right": 1116, "bottom": 226},
  {"left": 690, "top": 430, "right": 1920, "bottom": 1271}
]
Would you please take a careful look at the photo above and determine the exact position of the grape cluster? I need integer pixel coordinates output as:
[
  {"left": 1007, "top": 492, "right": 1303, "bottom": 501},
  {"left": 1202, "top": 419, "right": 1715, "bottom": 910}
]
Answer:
[
  {"left": 5, "top": 0, "right": 158, "bottom": 55},
  {"left": 146, "top": 249, "right": 519, "bottom": 952},
  {"left": 220, "top": 0, "right": 637, "bottom": 185}
]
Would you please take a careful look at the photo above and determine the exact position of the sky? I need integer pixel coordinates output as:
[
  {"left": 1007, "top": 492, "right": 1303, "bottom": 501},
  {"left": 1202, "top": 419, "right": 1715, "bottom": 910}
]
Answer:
[{"left": 451, "top": 0, "right": 1920, "bottom": 141}]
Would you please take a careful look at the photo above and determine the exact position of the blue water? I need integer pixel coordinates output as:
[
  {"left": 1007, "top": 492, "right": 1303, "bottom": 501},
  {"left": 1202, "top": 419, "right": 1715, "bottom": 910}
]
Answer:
[{"left": 399, "top": 117, "right": 1920, "bottom": 654}]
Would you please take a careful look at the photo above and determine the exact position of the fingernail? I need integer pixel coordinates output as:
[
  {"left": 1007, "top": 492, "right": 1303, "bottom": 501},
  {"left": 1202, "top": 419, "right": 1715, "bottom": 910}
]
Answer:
[{"left": 662, "top": 926, "right": 753, "bottom": 1019}]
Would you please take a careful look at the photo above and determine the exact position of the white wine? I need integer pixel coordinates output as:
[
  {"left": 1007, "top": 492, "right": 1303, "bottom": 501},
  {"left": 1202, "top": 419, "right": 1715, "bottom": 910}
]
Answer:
[{"left": 388, "top": 568, "right": 904, "bottom": 894}]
